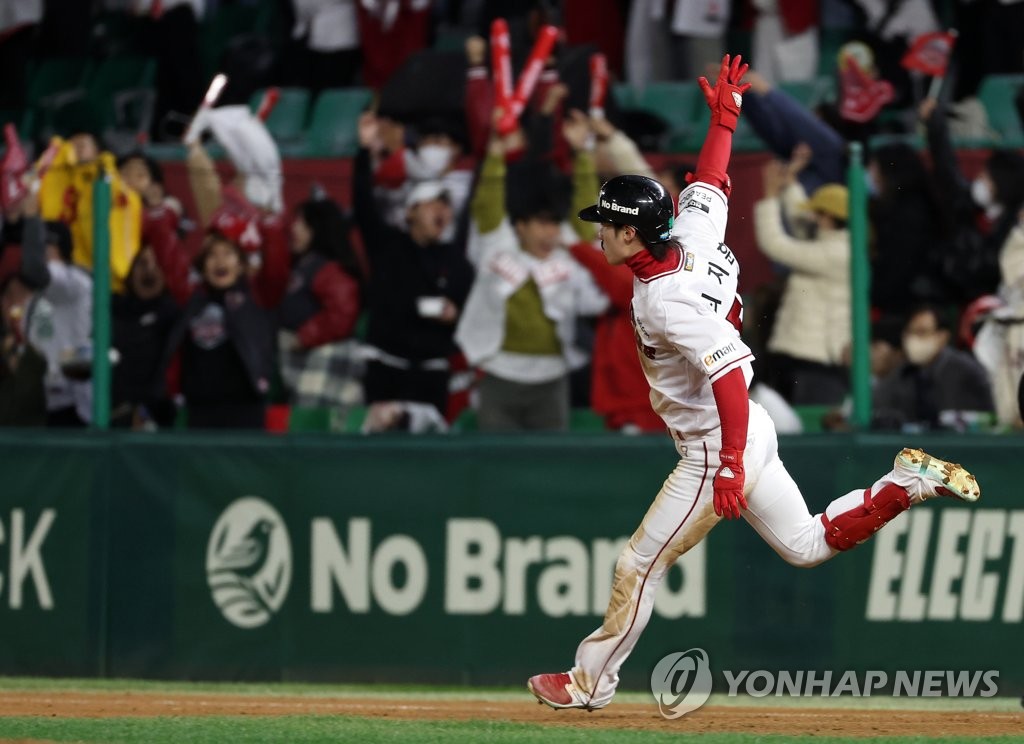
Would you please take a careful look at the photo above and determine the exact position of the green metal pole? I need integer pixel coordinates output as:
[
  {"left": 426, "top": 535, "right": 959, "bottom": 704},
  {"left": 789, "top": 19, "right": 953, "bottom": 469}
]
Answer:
[
  {"left": 847, "top": 142, "right": 871, "bottom": 429},
  {"left": 91, "top": 173, "right": 112, "bottom": 430}
]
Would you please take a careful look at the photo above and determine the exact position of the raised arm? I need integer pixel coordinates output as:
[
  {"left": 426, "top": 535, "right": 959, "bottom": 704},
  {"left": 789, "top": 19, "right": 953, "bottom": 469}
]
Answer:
[
  {"left": 16, "top": 214, "right": 51, "bottom": 291},
  {"left": 352, "top": 112, "right": 388, "bottom": 253},
  {"left": 562, "top": 109, "right": 599, "bottom": 242},
  {"left": 692, "top": 54, "right": 751, "bottom": 196}
]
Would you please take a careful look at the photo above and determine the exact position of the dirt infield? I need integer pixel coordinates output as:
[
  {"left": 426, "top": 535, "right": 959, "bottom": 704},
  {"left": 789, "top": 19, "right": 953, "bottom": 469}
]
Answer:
[{"left": 0, "top": 691, "right": 1021, "bottom": 737}]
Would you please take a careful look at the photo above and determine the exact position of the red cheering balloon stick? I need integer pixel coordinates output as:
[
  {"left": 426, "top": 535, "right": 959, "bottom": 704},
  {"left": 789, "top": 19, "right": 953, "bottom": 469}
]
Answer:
[
  {"left": 256, "top": 87, "right": 281, "bottom": 122},
  {"left": 490, "top": 18, "right": 513, "bottom": 113},
  {"left": 589, "top": 53, "right": 609, "bottom": 118},
  {"left": 498, "top": 25, "right": 559, "bottom": 135}
]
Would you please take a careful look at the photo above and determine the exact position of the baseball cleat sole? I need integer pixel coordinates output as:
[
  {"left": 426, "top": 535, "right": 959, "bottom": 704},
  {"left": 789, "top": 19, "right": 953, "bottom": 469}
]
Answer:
[{"left": 895, "top": 448, "right": 980, "bottom": 503}]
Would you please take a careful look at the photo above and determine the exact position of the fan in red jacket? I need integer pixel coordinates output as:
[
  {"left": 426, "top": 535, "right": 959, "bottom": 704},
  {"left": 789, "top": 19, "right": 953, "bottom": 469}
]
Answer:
[{"left": 280, "top": 198, "right": 363, "bottom": 349}]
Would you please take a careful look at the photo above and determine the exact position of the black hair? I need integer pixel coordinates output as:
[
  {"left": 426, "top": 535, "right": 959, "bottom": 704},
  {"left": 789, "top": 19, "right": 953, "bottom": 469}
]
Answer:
[
  {"left": 44, "top": 221, "right": 73, "bottom": 262},
  {"left": 117, "top": 151, "right": 164, "bottom": 185},
  {"left": 986, "top": 149, "right": 1024, "bottom": 211},
  {"left": 414, "top": 116, "right": 466, "bottom": 152},
  {"left": 905, "top": 304, "right": 953, "bottom": 333},
  {"left": 869, "top": 143, "right": 931, "bottom": 198},
  {"left": 507, "top": 162, "right": 570, "bottom": 224},
  {"left": 296, "top": 199, "right": 364, "bottom": 287},
  {"left": 872, "top": 313, "right": 905, "bottom": 347}
]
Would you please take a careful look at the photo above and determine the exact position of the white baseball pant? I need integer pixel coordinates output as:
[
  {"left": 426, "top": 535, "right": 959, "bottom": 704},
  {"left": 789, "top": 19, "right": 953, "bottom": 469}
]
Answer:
[{"left": 571, "top": 402, "right": 904, "bottom": 708}]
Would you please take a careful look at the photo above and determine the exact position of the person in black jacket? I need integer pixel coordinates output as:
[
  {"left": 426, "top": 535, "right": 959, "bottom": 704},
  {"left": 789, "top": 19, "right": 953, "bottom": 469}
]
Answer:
[
  {"left": 865, "top": 143, "right": 945, "bottom": 314},
  {"left": 921, "top": 96, "right": 1024, "bottom": 302},
  {"left": 873, "top": 306, "right": 994, "bottom": 431},
  {"left": 164, "top": 228, "right": 276, "bottom": 430},
  {"left": 354, "top": 112, "right": 474, "bottom": 417},
  {"left": 112, "top": 246, "right": 181, "bottom": 429}
]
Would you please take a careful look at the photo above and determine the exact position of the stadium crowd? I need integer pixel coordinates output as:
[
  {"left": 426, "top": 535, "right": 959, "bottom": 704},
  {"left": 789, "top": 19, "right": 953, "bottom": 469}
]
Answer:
[{"left": 0, "top": 0, "right": 1022, "bottom": 434}]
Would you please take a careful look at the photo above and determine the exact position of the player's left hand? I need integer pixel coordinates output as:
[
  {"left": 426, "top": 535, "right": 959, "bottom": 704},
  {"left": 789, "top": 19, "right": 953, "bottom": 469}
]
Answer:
[
  {"left": 698, "top": 54, "right": 751, "bottom": 133},
  {"left": 713, "top": 447, "right": 748, "bottom": 520}
]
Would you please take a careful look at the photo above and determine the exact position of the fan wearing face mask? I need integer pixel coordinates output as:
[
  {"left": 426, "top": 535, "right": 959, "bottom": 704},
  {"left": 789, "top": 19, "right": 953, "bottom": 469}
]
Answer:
[
  {"left": 371, "top": 117, "right": 472, "bottom": 243},
  {"left": 873, "top": 306, "right": 994, "bottom": 431}
]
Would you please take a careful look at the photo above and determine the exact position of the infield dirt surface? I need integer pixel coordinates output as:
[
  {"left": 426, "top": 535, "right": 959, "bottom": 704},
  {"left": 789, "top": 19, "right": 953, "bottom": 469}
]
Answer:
[{"left": 0, "top": 690, "right": 1021, "bottom": 738}]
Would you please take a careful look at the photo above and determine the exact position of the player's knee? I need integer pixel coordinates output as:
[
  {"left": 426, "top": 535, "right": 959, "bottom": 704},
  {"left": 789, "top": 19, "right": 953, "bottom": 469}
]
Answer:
[{"left": 614, "top": 541, "right": 656, "bottom": 579}]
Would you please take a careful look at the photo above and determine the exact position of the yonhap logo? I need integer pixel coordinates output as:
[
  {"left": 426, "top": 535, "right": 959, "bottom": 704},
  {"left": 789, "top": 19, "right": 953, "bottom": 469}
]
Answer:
[
  {"left": 650, "top": 648, "right": 713, "bottom": 718},
  {"left": 207, "top": 497, "right": 292, "bottom": 629}
]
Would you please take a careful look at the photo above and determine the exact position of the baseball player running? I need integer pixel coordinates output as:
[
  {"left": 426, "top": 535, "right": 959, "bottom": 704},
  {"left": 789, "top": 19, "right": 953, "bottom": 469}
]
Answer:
[{"left": 527, "top": 54, "right": 981, "bottom": 711}]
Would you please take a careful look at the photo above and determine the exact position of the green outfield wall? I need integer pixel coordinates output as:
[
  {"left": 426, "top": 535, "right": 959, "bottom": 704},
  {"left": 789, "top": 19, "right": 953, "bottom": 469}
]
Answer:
[{"left": 0, "top": 431, "right": 1020, "bottom": 695}]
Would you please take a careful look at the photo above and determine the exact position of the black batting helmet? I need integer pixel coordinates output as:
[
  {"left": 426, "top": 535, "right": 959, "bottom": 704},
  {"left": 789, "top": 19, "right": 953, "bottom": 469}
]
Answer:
[{"left": 578, "top": 175, "right": 675, "bottom": 245}]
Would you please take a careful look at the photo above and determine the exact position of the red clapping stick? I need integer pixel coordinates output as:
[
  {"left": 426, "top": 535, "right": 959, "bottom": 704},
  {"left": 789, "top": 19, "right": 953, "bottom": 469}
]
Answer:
[
  {"left": 589, "top": 53, "right": 608, "bottom": 118},
  {"left": 256, "top": 87, "right": 281, "bottom": 121},
  {"left": 490, "top": 19, "right": 513, "bottom": 113},
  {"left": 498, "top": 25, "right": 559, "bottom": 135}
]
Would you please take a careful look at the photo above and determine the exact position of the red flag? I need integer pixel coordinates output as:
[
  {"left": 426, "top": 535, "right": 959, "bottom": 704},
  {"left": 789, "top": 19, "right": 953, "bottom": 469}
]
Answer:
[
  {"left": 901, "top": 30, "right": 957, "bottom": 77},
  {"left": 839, "top": 57, "right": 894, "bottom": 123}
]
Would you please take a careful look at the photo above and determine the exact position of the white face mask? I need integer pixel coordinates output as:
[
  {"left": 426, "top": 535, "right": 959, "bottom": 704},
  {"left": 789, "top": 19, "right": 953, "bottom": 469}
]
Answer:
[
  {"left": 971, "top": 177, "right": 994, "bottom": 209},
  {"left": 903, "top": 334, "right": 942, "bottom": 366},
  {"left": 406, "top": 145, "right": 453, "bottom": 180}
]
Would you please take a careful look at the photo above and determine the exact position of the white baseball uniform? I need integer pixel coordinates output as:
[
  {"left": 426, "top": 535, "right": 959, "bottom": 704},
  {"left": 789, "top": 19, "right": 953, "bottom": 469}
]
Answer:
[{"left": 568, "top": 180, "right": 915, "bottom": 709}]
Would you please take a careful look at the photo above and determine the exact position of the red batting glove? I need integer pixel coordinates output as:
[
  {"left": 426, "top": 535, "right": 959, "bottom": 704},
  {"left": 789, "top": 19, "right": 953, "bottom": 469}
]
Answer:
[
  {"left": 713, "top": 447, "right": 748, "bottom": 520},
  {"left": 698, "top": 54, "right": 751, "bottom": 133}
]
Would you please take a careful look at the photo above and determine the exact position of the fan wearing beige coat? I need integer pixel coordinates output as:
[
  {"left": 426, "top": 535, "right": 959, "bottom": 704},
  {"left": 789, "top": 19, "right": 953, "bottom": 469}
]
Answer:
[{"left": 755, "top": 146, "right": 850, "bottom": 404}]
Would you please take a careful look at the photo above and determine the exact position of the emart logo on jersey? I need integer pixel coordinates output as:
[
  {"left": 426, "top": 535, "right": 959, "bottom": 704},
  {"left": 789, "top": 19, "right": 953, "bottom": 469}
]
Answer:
[{"left": 650, "top": 649, "right": 1000, "bottom": 719}]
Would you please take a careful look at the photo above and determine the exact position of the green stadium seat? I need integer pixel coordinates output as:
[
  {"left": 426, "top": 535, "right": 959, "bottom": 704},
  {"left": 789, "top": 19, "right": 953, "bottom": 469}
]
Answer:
[
  {"left": 305, "top": 88, "right": 373, "bottom": 157},
  {"left": 794, "top": 404, "right": 832, "bottom": 434},
  {"left": 624, "top": 81, "right": 701, "bottom": 154},
  {"left": 818, "top": 28, "right": 850, "bottom": 78},
  {"left": 433, "top": 28, "right": 472, "bottom": 52},
  {"left": 611, "top": 83, "right": 635, "bottom": 110},
  {"left": 88, "top": 57, "right": 157, "bottom": 148},
  {"left": 27, "top": 57, "right": 93, "bottom": 102},
  {"left": 343, "top": 405, "right": 368, "bottom": 433},
  {"left": 452, "top": 407, "right": 478, "bottom": 432},
  {"left": 977, "top": 74, "right": 1024, "bottom": 147},
  {"left": 635, "top": 81, "right": 700, "bottom": 132},
  {"left": 569, "top": 408, "right": 607, "bottom": 432},
  {"left": 289, "top": 406, "right": 333, "bottom": 433},
  {"left": 28, "top": 58, "right": 95, "bottom": 141},
  {"left": 200, "top": 3, "right": 263, "bottom": 78},
  {"left": 249, "top": 88, "right": 310, "bottom": 144},
  {"left": 677, "top": 102, "right": 763, "bottom": 153}
]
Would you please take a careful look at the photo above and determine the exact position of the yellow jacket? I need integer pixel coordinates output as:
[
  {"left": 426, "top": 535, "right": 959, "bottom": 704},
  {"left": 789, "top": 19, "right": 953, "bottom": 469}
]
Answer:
[{"left": 39, "top": 140, "right": 141, "bottom": 293}]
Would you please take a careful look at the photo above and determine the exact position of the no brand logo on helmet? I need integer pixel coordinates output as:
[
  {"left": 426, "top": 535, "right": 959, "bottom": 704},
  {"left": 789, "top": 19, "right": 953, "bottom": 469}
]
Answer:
[{"left": 602, "top": 199, "right": 640, "bottom": 216}]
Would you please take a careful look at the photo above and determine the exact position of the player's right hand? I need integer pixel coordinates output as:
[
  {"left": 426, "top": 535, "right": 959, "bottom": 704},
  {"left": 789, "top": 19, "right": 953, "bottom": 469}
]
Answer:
[
  {"left": 698, "top": 54, "right": 751, "bottom": 133},
  {"left": 713, "top": 447, "right": 748, "bottom": 520}
]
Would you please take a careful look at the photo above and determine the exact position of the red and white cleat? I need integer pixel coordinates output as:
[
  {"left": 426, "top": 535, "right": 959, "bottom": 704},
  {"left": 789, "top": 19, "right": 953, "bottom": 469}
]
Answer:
[{"left": 527, "top": 671, "right": 597, "bottom": 710}]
